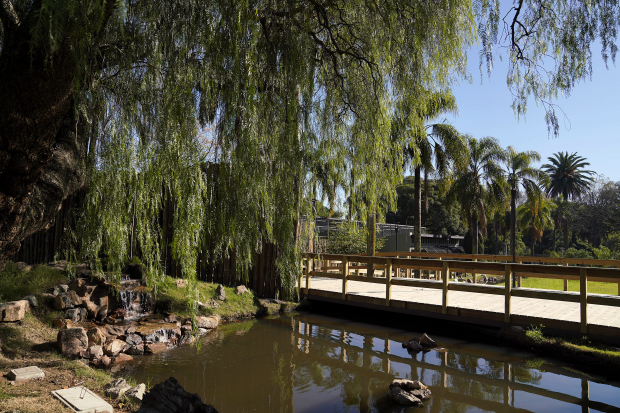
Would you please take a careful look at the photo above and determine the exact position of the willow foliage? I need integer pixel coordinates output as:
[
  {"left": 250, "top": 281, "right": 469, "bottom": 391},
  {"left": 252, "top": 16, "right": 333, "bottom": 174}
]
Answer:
[{"left": 8, "top": 0, "right": 478, "bottom": 298}]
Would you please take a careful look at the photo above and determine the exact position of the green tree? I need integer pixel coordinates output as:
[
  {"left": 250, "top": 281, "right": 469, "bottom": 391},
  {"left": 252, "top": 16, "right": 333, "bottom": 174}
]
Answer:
[
  {"left": 395, "top": 90, "right": 468, "bottom": 253},
  {"left": 324, "top": 222, "right": 385, "bottom": 255},
  {"left": 0, "top": 0, "right": 477, "bottom": 293},
  {"left": 542, "top": 152, "right": 595, "bottom": 199},
  {"left": 503, "top": 147, "right": 548, "bottom": 263},
  {"left": 551, "top": 195, "right": 571, "bottom": 251},
  {"left": 517, "top": 192, "right": 555, "bottom": 256},
  {"left": 445, "top": 136, "right": 507, "bottom": 254}
]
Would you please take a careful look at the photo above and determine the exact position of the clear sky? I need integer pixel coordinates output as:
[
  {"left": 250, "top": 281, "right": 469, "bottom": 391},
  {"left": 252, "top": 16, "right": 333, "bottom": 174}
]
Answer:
[{"left": 438, "top": 42, "right": 620, "bottom": 182}]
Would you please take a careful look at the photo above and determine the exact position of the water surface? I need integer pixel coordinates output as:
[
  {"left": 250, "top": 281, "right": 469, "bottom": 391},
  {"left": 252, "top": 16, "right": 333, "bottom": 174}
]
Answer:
[{"left": 124, "top": 313, "right": 620, "bottom": 413}]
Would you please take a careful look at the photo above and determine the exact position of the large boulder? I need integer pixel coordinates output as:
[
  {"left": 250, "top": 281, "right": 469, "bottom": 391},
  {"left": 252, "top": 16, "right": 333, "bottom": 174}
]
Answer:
[
  {"left": 125, "top": 333, "right": 143, "bottom": 346},
  {"left": 137, "top": 377, "right": 219, "bottom": 413},
  {"left": 88, "top": 345, "right": 104, "bottom": 360},
  {"left": 53, "top": 290, "right": 81, "bottom": 310},
  {"left": 389, "top": 379, "right": 427, "bottom": 391},
  {"left": 0, "top": 300, "right": 29, "bottom": 322},
  {"left": 57, "top": 328, "right": 88, "bottom": 358},
  {"left": 195, "top": 315, "right": 220, "bottom": 329},
  {"left": 113, "top": 353, "right": 134, "bottom": 364},
  {"left": 21, "top": 295, "right": 38, "bottom": 308},
  {"left": 126, "top": 344, "right": 145, "bottom": 355},
  {"left": 103, "top": 339, "right": 127, "bottom": 357},
  {"left": 144, "top": 342, "right": 168, "bottom": 354}
]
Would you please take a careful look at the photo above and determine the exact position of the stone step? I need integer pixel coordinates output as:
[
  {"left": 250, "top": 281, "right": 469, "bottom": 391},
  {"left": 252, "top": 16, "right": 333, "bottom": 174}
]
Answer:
[{"left": 7, "top": 366, "right": 45, "bottom": 382}]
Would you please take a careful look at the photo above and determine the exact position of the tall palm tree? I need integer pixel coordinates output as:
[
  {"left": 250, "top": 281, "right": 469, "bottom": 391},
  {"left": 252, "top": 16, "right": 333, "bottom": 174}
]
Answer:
[
  {"left": 400, "top": 90, "right": 468, "bottom": 256},
  {"left": 542, "top": 152, "right": 595, "bottom": 199},
  {"left": 517, "top": 191, "right": 555, "bottom": 256},
  {"left": 551, "top": 195, "right": 571, "bottom": 251},
  {"left": 542, "top": 152, "right": 594, "bottom": 250},
  {"left": 503, "top": 147, "right": 549, "bottom": 263},
  {"left": 445, "top": 136, "right": 507, "bottom": 255}
]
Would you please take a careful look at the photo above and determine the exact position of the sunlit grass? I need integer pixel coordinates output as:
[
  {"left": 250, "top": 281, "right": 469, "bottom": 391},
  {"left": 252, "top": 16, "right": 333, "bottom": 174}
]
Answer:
[{"left": 495, "top": 277, "right": 619, "bottom": 295}]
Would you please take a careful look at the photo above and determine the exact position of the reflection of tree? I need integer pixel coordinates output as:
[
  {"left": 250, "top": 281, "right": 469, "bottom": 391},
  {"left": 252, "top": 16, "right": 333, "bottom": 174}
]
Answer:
[{"left": 513, "top": 363, "right": 543, "bottom": 385}]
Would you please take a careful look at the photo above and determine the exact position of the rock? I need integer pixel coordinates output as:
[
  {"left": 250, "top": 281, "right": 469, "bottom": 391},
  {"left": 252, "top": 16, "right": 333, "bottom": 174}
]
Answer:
[
  {"left": 419, "top": 333, "right": 437, "bottom": 348},
  {"left": 103, "top": 339, "right": 127, "bottom": 357},
  {"left": 126, "top": 383, "right": 146, "bottom": 402},
  {"left": 198, "top": 328, "right": 208, "bottom": 335},
  {"left": 174, "top": 279, "right": 187, "bottom": 288},
  {"left": 114, "top": 353, "right": 134, "bottom": 364},
  {"left": 511, "top": 326, "right": 524, "bottom": 333},
  {"left": 126, "top": 325, "right": 137, "bottom": 334},
  {"left": 236, "top": 285, "right": 248, "bottom": 295},
  {"left": 21, "top": 295, "right": 38, "bottom": 308},
  {"left": 195, "top": 315, "right": 220, "bottom": 329},
  {"left": 104, "top": 324, "right": 127, "bottom": 338},
  {"left": 181, "top": 324, "right": 192, "bottom": 334},
  {"left": 137, "top": 377, "right": 219, "bottom": 413},
  {"left": 124, "top": 263, "right": 146, "bottom": 280},
  {"left": 53, "top": 292, "right": 75, "bottom": 310},
  {"left": 126, "top": 344, "right": 145, "bottom": 355},
  {"left": 15, "top": 262, "right": 28, "bottom": 270},
  {"left": 88, "top": 345, "right": 104, "bottom": 360},
  {"left": 66, "top": 308, "right": 87, "bottom": 323},
  {"left": 57, "top": 328, "right": 88, "bottom": 358},
  {"left": 87, "top": 327, "right": 106, "bottom": 345},
  {"left": 99, "top": 355, "right": 112, "bottom": 367},
  {"left": 53, "top": 319, "right": 77, "bottom": 329},
  {"left": 389, "top": 379, "right": 427, "bottom": 391},
  {"left": 0, "top": 300, "right": 29, "bottom": 322},
  {"left": 215, "top": 284, "right": 226, "bottom": 301},
  {"left": 104, "top": 378, "right": 131, "bottom": 399},
  {"left": 256, "top": 299, "right": 282, "bottom": 316},
  {"left": 144, "top": 342, "right": 168, "bottom": 354},
  {"left": 390, "top": 387, "right": 422, "bottom": 405},
  {"left": 403, "top": 339, "right": 424, "bottom": 352},
  {"left": 125, "top": 333, "right": 143, "bottom": 346},
  {"left": 410, "top": 388, "right": 432, "bottom": 400},
  {"left": 164, "top": 314, "right": 181, "bottom": 324},
  {"left": 58, "top": 284, "right": 70, "bottom": 293}
]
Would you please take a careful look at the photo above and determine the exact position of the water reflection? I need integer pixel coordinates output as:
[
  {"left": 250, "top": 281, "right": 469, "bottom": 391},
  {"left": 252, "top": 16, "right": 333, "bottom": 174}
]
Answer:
[{"left": 125, "top": 314, "right": 620, "bottom": 413}]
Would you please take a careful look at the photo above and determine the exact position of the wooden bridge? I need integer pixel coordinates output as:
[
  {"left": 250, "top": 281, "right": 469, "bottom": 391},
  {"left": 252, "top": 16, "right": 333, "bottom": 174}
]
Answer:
[{"left": 299, "top": 252, "right": 620, "bottom": 342}]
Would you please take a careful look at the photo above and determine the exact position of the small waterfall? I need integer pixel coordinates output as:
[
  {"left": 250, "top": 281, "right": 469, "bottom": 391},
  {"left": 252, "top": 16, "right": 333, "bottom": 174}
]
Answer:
[{"left": 118, "top": 285, "right": 153, "bottom": 320}]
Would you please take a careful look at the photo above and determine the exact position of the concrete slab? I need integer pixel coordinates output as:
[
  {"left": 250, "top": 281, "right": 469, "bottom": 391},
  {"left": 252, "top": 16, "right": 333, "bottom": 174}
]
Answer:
[
  {"left": 7, "top": 366, "right": 45, "bottom": 381},
  {"left": 51, "top": 387, "right": 113, "bottom": 413}
]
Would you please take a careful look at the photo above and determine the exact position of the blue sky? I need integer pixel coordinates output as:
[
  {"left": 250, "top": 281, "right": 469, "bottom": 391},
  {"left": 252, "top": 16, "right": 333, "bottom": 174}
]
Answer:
[{"left": 439, "top": 43, "right": 620, "bottom": 181}]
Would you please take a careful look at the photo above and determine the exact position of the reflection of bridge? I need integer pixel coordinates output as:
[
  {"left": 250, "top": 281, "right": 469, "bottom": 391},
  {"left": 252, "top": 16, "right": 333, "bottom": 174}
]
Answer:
[
  {"left": 292, "top": 317, "right": 619, "bottom": 413},
  {"left": 300, "top": 253, "right": 620, "bottom": 342}
]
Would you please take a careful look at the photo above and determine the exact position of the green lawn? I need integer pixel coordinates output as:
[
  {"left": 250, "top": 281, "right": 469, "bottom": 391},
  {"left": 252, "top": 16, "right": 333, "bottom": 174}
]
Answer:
[{"left": 496, "top": 277, "right": 619, "bottom": 295}]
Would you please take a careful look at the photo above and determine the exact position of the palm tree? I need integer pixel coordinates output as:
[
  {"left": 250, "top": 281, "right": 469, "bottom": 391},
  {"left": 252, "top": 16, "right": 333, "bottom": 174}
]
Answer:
[
  {"left": 400, "top": 90, "right": 468, "bottom": 256},
  {"left": 542, "top": 152, "right": 594, "bottom": 249},
  {"left": 542, "top": 152, "right": 595, "bottom": 199},
  {"left": 445, "top": 136, "right": 507, "bottom": 255},
  {"left": 517, "top": 191, "right": 555, "bottom": 256},
  {"left": 503, "top": 147, "right": 549, "bottom": 263},
  {"left": 551, "top": 195, "right": 571, "bottom": 251}
]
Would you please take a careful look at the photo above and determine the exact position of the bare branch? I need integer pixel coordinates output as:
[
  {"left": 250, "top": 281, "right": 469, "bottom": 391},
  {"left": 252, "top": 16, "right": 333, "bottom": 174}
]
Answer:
[{"left": 0, "top": 0, "right": 20, "bottom": 32}]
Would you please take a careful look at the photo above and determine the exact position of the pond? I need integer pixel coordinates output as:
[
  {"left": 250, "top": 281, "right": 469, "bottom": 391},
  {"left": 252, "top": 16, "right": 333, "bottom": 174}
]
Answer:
[{"left": 123, "top": 313, "right": 620, "bottom": 413}]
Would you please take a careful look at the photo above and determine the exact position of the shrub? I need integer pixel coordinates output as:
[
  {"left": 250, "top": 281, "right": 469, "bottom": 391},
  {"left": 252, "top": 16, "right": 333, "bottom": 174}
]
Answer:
[
  {"left": 0, "top": 262, "right": 65, "bottom": 302},
  {"left": 324, "top": 222, "right": 386, "bottom": 255}
]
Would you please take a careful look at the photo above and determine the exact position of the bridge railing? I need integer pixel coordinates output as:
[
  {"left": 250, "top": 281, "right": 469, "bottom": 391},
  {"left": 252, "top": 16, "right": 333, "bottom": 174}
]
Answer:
[{"left": 300, "top": 253, "right": 620, "bottom": 334}]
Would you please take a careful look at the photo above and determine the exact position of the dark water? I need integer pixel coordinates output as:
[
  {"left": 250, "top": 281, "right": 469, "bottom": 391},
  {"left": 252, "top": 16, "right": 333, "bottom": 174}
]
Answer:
[{"left": 124, "top": 313, "right": 620, "bottom": 413}]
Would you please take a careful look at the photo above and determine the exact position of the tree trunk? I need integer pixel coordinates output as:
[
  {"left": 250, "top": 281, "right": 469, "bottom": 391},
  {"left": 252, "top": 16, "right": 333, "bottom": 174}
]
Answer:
[
  {"left": 366, "top": 208, "right": 376, "bottom": 277},
  {"left": 564, "top": 217, "right": 569, "bottom": 250},
  {"left": 413, "top": 166, "right": 422, "bottom": 278},
  {"left": 473, "top": 219, "right": 479, "bottom": 255},
  {"left": 553, "top": 225, "right": 557, "bottom": 252},
  {"left": 510, "top": 187, "right": 516, "bottom": 287},
  {"left": 0, "top": 8, "right": 82, "bottom": 270}
]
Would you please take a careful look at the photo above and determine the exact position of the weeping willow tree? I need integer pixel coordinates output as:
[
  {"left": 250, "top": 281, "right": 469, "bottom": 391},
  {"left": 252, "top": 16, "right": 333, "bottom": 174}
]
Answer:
[{"left": 1, "top": 0, "right": 481, "bottom": 300}]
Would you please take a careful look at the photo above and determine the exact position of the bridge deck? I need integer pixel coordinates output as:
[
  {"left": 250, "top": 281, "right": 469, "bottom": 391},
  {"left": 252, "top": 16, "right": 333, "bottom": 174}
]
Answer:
[{"left": 302, "top": 276, "right": 620, "bottom": 341}]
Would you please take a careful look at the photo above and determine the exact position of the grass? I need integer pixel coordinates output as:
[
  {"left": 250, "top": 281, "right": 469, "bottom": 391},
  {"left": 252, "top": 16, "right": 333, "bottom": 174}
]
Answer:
[
  {"left": 0, "top": 261, "right": 67, "bottom": 302},
  {"left": 499, "top": 325, "right": 620, "bottom": 377},
  {"left": 157, "top": 276, "right": 260, "bottom": 320},
  {"left": 0, "top": 313, "right": 137, "bottom": 413},
  {"left": 495, "top": 277, "right": 619, "bottom": 295}
]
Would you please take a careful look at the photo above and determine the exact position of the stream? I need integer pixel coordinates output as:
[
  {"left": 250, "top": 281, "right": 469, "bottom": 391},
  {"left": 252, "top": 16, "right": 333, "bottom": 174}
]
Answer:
[{"left": 123, "top": 313, "right": 620, "bottom": 413}]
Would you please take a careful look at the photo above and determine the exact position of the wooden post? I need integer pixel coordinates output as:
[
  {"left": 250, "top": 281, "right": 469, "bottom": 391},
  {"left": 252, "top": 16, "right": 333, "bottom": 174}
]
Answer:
[
  {"left": 385, "top": 258, "right": 392, "bottom": 306},
  {"left": 517, "top": 261, "right": 522, "bottom": 287},
  {"left": 342, "top": 256, "right": 349, "bottom": 301},
  {"left": 406, "top": 268, "right": 411, "bottom": 278},
  {"left": 504, "top": 362, "right": 512, "bottom": 405},
  {"left": 442, "top": 261, "right": 449, "bottom": 314},
  {"left": 504, "top": 264, "right": 512, "bottom": 323},
  {"left": 473, "top": 258, "right": 477, "bottom": 283},
  {"left": 306, "top": 264, "right": 312, "bottom": 292},
  {"left": 437, "top": 257, "right": 442, "bottom": 281},
  {"left": 580, "top": 268, "right": 588, "bottom": 334},
  {"left": 564, "top": 262, "right": 569, "bottom": 291}
]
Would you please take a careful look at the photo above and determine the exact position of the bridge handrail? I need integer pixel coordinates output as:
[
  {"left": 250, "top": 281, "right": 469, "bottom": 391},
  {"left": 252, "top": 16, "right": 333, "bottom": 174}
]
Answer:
[{"left": 300, "top": 253, "right": 620, "bottom": 335}]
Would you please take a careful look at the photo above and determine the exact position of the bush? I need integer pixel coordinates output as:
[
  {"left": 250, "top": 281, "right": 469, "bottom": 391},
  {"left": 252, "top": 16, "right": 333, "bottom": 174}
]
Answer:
[{"left": 525, "top": 324, "right": 545, "bottom": 343}]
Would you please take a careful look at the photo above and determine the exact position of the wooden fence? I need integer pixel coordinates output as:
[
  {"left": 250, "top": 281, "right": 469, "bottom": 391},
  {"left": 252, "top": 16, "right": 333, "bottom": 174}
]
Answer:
[
  {"left": 9, "top": 191, "right": 283, "bottom": 298},
  {"left": 301, "top": 253, "right": 620, "bottom": 334}
]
